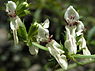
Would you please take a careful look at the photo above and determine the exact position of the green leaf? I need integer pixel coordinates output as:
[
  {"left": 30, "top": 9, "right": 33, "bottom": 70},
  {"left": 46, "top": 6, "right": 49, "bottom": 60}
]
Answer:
[
  {"left": 24, "top": 10, "right": 31, "bottom": 15},
  {"left": 28, "top": 22, "right": 38, "bottom": 41},
  {"left": 60, "top": 42, "right": 68, "bottom": 54},
  {"left": 17, "top": 23, "right": 28, "bottom": 42},
  {"left": 16, "top": 1, "right": 30, "bottom": 17}
]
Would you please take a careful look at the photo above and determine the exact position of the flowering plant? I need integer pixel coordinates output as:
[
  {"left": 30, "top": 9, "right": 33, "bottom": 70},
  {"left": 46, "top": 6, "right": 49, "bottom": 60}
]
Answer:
[{"left": 6, "top": 1, "right": 95, "bottom": 71}]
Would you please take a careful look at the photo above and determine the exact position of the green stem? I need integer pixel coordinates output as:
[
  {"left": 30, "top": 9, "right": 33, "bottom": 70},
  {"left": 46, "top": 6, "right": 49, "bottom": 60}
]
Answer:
[
  {"left": 73, "top": 54, "right": 95, "bottom": 58},
  {"left": 32, "top": 42, "right": 49, "bottom": 51},
  {"left": 55, "top": 59, "right": 95, "bottom": 71},
  {"left": 68, "top": 59, "right": 95, "bottom": 70}
]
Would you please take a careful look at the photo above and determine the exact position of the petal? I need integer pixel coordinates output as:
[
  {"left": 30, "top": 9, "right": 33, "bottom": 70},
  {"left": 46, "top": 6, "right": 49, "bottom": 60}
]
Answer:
[
  {"left": 42, "top": 19, "right": 50, "bottom": 28},
  {"left": 65, "top": 26, "right": 77, "bottom": 54},
  {"left": 15, "top": 16, "right": 23, "bottom": 26},
  {"left": 29, "top": 46, "right": 39, "bottom": 55},
  {"left": 37, "top": 24, "right": 49, "bottom": 42},
  {"left": 10, "top": 17, "right": 19, "bottom": 31},
  {"left": 76, "top": 21, "right": 84, "bottom": 36},
  {"left": 10, "top": 19, "right": 17, "bottom": 30},
  {"left": 6, "top": 1, "right": 16, "bottom": 13},
  {"left": 10, "top": 17, "right": 20, "bottom": 45},
  {"left": 55, "top": 54, "right": 68, "bottom": 70},
  {"left": 78, "top": 36, "right": 91, "bottom": 55},
  {"left": 13, "top": 30, "right": 19, "bottom": 45},
  {"left": 46, "top": 40, "right": 68, "bottom": 70},
  {"left": 47, "top": 40, "right": 64, "bottom": 54},
  {"left": 64, "top": 6, "right": 79, "bottom": 24}
]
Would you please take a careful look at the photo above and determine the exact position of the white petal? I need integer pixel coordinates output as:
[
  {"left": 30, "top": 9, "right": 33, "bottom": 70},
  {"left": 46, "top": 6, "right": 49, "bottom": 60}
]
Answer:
[
  {"left": 76, "top": 21, "right": 84, "bottom": 36},
  {"left": 65, "top": 26, "right": 77, "bottom": 54},
  {"left": 64, "top": 6, "right": 79, "bottom": 24},
  {"left": 6, "top": 1, "right": 16, "bottom": 14},
  {"left": 55, "top": 54, "right": 68, "bottom": 70},
  {"left": 47, "top": 40, "right": 64, "bottom": 54},
  {"left": 46, "top": 40, "right": 68, "bottom": 70},
  {"left": 15, "top": 16, "right": 23, "bottom": 26},
  {"left": 42, "top": 19, "right": 50, "bottom": 28},
  {"left": 29, "top": 46, "right": 39, "bottom": 55},
  {"left": 10, "top": 17, "right": 20, "bottom": 45},
  {"left": 10, "top": 19, "right": 16, "bottom": 30},
  {"left": 13, "top": 30, "right": 19, "bottom": 45},
  {"left": 78, "top": 36, "right": 91, "bottom": 55},
  {"left": 37, "top": 24, "right": 49, "bottom": 42},
  {"left": 10, "top": 17, "right": 19, "bottom": 31}
]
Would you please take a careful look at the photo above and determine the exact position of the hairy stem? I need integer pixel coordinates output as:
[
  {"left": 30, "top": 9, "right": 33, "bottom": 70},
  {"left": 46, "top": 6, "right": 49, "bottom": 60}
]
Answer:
[
  {"left": 73, "top": 54, "right": 95, "bottom": 58},
  {"left": 55, "top": 59, "right": 95, "bottom": 71},
  {"left": 32, "top": 42, "right": 49, "bottom": 51}
]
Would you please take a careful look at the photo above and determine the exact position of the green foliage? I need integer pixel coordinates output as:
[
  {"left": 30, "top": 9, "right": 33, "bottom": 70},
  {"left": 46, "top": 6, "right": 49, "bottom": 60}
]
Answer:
[
  {"left": 1, "top": 0, "right": 95, "bottom": 71},
  {"left": 17, "top": 22, "right": 28, "bottom": 42},
  {"left": 16, "top": 1, "right": 30, "bottom": 17},
  {"left": 26, "top": 22, "right": 39, "bottom": 47},
  {"left": 60, "top": 42, "right": 68, "bottom": 54},
  {"left": 28, "top": 23, "right": 38, "bottom": 41}
]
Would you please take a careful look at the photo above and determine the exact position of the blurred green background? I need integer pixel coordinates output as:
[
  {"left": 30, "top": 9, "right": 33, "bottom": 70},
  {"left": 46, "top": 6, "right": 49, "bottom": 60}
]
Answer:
[{"left": 0, "top": 0, "right": 95, "bottom": 71}]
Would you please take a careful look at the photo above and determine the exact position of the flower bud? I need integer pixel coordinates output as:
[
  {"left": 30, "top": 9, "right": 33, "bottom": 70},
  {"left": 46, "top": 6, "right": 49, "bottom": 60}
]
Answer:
[
  {"left": 46, "top": 40, "right": 68, "bottom": 70},
  {"left": 22, "top": 2, "right": 29, "bottom": 7},
  {"left": 64, "top": 6, "right": 79, "bottom": 25}
]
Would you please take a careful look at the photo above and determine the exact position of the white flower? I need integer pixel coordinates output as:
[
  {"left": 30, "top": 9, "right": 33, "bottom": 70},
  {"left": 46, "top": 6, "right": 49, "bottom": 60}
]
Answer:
[
  {"left": 29, "top": 19, "right": 50, "bottom": 55},
  {"left": 76, "top": 21, "right": 84, "bottom": 36},
  {"left": 6, "top": 1, "right": 16, "bottom": 15},
  {"left": 6, "top": 1, "right": 19, "bottom": 45},
  {"left": 78, "top": 35, "right": 91, "bottom": 55},
  {"left": 46, "top": 40, "right": 68, "bottom": 70},
  {"left": 10, "top": 16, "right": 20, "bottom": 45},
  {"left": 36, "top": 19, "right": 49, "bottom": 42},
  {"left": 42, "top": 19, "right": 49, "bottom": 28},
  {"left": 64, "top": 26, "right": 77, "bottom": 54},
  {"left": 64, "top": 6, "right": 79, "bottom": 24},
  {"left": 10, "top": 16, "right": 24, "bottom": 45}
]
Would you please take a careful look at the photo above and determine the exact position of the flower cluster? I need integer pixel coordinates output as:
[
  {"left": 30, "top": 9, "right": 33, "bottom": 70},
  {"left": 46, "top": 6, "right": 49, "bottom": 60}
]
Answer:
[
  {"left": 46, "top": 6, "right": 91, "bottom": 70},
  {"left": 6, "top": 1, "right": 91, "bottom": 70},
  {"left": 64, "top": 6, "right": 91, "bottom": 55}
]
